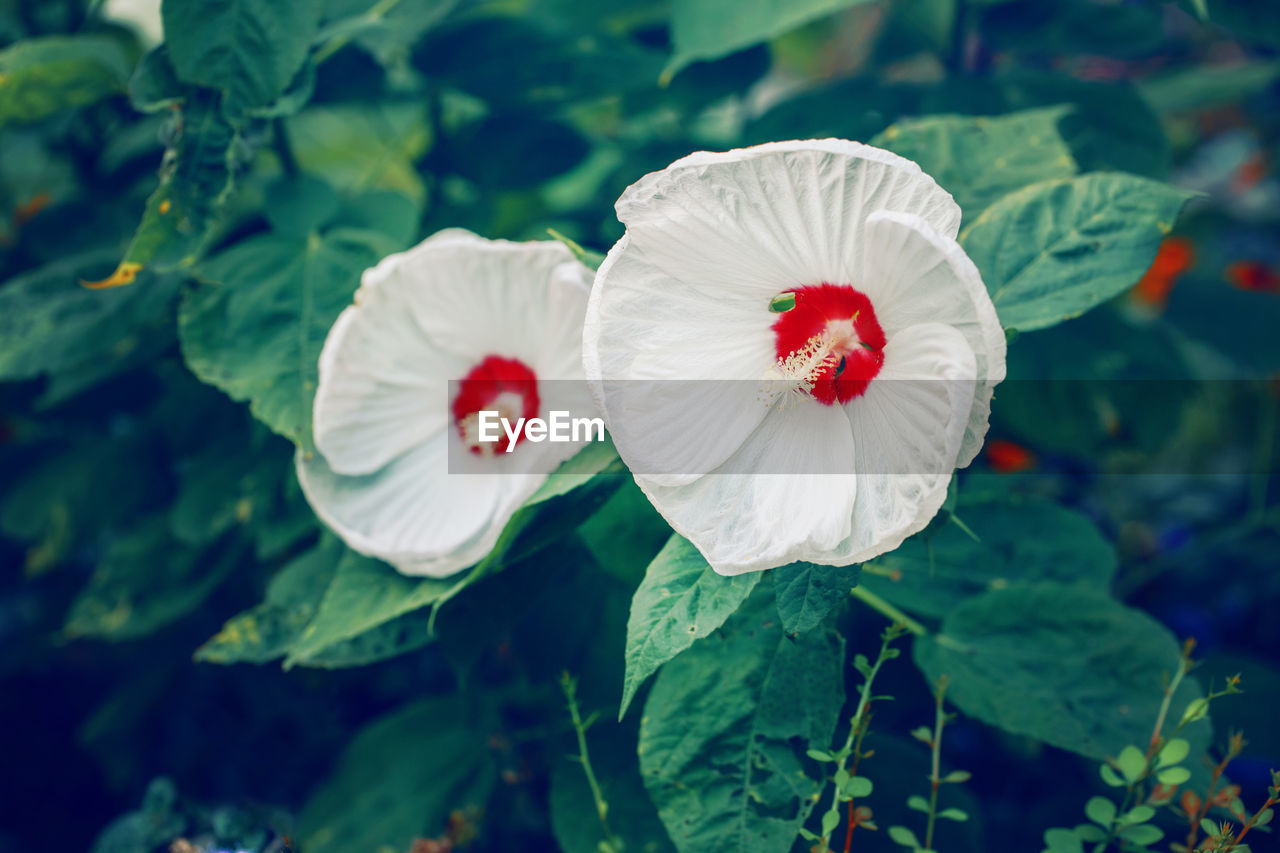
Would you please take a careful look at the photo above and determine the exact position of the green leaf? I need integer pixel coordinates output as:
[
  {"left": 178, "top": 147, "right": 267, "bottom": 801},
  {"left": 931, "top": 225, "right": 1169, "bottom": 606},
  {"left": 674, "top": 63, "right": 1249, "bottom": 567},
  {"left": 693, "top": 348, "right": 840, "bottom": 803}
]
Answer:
[
  {"left": 620, "top": 535, "right": 761, "bottom": 718},
  {"left": 178, "top": 211, "right": 380, "bottom": 452},
  {"left": 283, "top": 549, "right": 454, "bottom": 666},
  {"left": 840, "top": 775, "right": 872, "bottom": 798},
  {"left": 669, "top": 0, "right": 875, "bottom": 72},
  {"left": 821, "top": 809, "right": 840, "bottom": 836},
  {"left": 639, "top": 590, "right": 844, "bottom": 853},
  {"left": 887, "top": 825, "right": 921, "bottom": 849},
  {"left": 296, "top": 696, "right": 495, "bottom": 853},
  {"left": 1099, "top": 764, "right": 1126, "bottom": 787},
  {"left": 1121, "top": 805, "right": 1155, "bottom": 825},
  {"left": 287, "top": 102, "right": 432, "bottom": 207},
  {"left": 773, "top": 562, "right": 858, "bottom": 634},
  {"left": 1157, "top": 766, "right": 1191, "bottom": 786},
  {"left": 549, "top": 718, "right": 675, "bottom": 853},
  {"left": 914, "top": 583, "right": 1208, "bottom": 761},
  {"left": 938, "top": 808, "right": 968, "bottom": 822},
  {"left": 1116, "top": 744, "right": 1146, "bottom": 784},
  {"left": 163, "top": 0, "right": 324, "bottom": 112},
  {"left": 94, "top": 89, "right": 248, "bottom": 284},
  {"left": 0, "top": 35, "right": 131, "bottom": 125},
  {"left": 871, "top": 108, "right": 1078, "bottom": 219},
  {"left": 1075, "top": 823, "right": 1106, "bottom": 842},
  {"left": 907, "top": 795, "right": 930, "bottom": 812},
  {"left": 0, "top": 250, "right": 180, "bottom": 382},
  {"left": 196, "top": 538, "right": 342, "bottom": 665},
  {"left": 1043, "top": 827, "right": 1084, "bottom": 853},
  {"left": 65, "top": 518, "right": 239, "bottom": 641},
  {"left": 1119, "top": 823, "right": 1163, "bottom": 845},
  {"left": 1084, "top": 796, "right": 1116, "bottom": 827},
  {"left": 1158, "top": 737, "right": 1191, "bottom": 768},
  {"left": 959, "top": 173, "right": 1195, "bottom": 331},
  {"left": 859, "top": 494, "right": 1116, "bottom": 618},
  {"left": 129, "top": 46, "right": 183, "bottom": 113},
  {"left": 940, "top": 769, "right": 971, "bottom": 783}
]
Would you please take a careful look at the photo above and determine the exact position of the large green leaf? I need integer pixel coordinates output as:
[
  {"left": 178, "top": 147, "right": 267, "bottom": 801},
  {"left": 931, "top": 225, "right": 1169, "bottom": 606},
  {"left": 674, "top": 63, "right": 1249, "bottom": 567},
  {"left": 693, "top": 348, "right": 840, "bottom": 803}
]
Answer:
[
  {"left": 959, "top": 173, "right": 1194, "bottom": 332},
  {"left": 0, "top": 34, "right": 131, "bottom": 125},
  {"left": 872, "top": 108, "right": 1077, "bottom": 220},
  {"left": 90, "top": 89, "right": 248, "bottom": 286},
  {"left": 670, "top": 0, "right": 875, "bottom": 71},
  {"left": 859, "top": 495, "right": 1116, "bottom": 618},
  {"left": 0, "top": 250, "right": 179, "bottom": 381},
  {"left": 283, "top": 550, "right": 455, "bottom": 666},
  {"left": 178, "top": 212, "right": 383, "bottom": 452},
  {"left": 162, "top": 0, "right": 324, "bottom": 111},
  {"left": 196, "top": 538, "right": 342, "bottom": 665},
  {"left": 913, "top": 583, "right": 1208, "bottom": 761},
  {"left": 773, "top": 562, "right": 859, "bottom": 635},
  {"left": 639, "top": 589, "right": 844, "bottom": 853},
  {"left": 296, "top": 696, "right": 496, "bottom": 853},
  {"left": 287, "top": 103, "right": 432, "bottom": 206},
  {"left": 620, "top": 535, "right": 760, "bottom": 717}
]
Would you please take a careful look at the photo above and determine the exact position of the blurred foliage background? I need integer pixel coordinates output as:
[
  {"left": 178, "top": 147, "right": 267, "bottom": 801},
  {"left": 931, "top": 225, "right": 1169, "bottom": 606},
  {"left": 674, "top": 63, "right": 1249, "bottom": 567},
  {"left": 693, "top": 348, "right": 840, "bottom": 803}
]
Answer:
[{"left": 1, "top": 0, "right": 1280, "bottom": 851}]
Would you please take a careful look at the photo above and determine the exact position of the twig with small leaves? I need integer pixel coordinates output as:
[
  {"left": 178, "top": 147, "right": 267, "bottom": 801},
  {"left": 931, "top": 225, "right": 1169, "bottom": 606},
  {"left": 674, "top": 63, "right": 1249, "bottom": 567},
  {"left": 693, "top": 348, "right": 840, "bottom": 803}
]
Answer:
[
  {"left": 803, "top": 623, "right": 911, "bottom": 853},
  {"left": 888, "top": 675, "right": 971, "bottom": 853},
  {"left": 1041, "top": 640, "right": 1247, "bottom": 853},
  {"left": 559, "top": 672, "right": 624, "bottom": 853}
]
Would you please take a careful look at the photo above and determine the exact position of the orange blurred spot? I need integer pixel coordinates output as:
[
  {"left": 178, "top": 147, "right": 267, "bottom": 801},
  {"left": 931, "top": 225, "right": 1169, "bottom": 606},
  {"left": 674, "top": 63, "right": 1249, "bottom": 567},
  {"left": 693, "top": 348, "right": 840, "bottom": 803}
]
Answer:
[
  {"left": 1225, "top": 260, "right": 1280, "bottom": 293},
  {"left": 985, "top": 439, "right": 1036, "bottom": 473},
  {"left": 159, "top": 198, "right": 172, "bottom": 214},
  {"left": 13, "top": 192, "right": 51, "bottom": 226},
  {"left": 81, "top": 261, "right": 142, "bottom": 290},
  {"left": 1233, "top": 151, "right": 1268, "bottom": 192},
  {"left": 1132, "top": 236, "right": 1195, "bottom": 310}
]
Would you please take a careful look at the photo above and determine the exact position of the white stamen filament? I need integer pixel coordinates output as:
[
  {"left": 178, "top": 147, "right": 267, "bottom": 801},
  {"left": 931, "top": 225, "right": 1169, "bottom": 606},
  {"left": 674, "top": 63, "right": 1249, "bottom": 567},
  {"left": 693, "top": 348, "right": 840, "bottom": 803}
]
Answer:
[{"left": 759, "top": 329, "right": 843, "bottom": 407}]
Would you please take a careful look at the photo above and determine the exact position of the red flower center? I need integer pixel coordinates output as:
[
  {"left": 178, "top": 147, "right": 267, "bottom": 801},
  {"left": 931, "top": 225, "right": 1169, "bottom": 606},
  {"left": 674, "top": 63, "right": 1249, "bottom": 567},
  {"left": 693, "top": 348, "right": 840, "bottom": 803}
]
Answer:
[
  {"left": 770, "top": 284, "right": 886, "bottom": 404},
  {"left": 452, "top": 355, "right": 539, "bottom": 455}
]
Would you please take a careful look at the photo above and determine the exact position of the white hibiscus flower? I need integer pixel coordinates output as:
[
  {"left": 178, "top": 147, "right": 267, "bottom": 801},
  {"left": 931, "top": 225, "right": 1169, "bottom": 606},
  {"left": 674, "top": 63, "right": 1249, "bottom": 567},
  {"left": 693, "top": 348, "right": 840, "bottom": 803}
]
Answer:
[
  {"left": 298, "top": 229, "right": 597, "bottom": 578},
  {"left": 582, "top": 139, "right": 1006, "bottom": 576}
]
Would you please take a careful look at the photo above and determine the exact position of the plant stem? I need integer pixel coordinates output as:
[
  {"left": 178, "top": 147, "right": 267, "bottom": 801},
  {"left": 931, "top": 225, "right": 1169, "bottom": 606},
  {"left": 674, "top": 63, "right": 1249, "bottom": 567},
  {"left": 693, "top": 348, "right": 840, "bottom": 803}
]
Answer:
[
  {"left": 560, "top": 672, "right": 623, "bottom": 853},
  {"left": 925, "top": 676, "right": 950, "bottom": 852},
  {"left": 850, "top": 586, "right": 927, "bottom": 636},
  {"left": 817, "top": 625, "right": 909, "bottom": 853}
]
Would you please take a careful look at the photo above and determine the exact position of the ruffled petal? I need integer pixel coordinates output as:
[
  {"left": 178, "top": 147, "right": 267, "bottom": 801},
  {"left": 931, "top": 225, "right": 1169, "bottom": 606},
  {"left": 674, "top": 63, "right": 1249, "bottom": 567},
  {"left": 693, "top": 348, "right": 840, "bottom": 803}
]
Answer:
[
  {"left": 636, "top": 401, "right": 858, "bottom": 575},
  {"left": 297, "top": 432, "right": 545, "bottom": 578},
  {"left": 858, "top": 211, "right": 1006, "bottom": 467},
  {"left": 826, "top": 322, "right": 977, "bottom": 565},
  {"left": 614, "top": 139, "right": 961, "bottom": 296},
  {"left": 313, "top": 295, "right": 467, "bottom": 477},
  {"left": 584, "top": 237, "right": 777, "bottom": 486},
  {"left": 364, "top": 229, "right": 591, "bottom": 379}
]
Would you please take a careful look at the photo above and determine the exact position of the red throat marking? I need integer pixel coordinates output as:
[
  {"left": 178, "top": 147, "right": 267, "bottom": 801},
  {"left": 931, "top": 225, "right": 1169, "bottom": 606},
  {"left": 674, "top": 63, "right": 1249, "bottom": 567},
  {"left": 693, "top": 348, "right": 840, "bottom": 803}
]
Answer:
[
  {"left": 770, "top": 284, "right": 886, "bottom": 404},
  {"left": 453, "top": 355, "right": 539, "bottom": 455}
]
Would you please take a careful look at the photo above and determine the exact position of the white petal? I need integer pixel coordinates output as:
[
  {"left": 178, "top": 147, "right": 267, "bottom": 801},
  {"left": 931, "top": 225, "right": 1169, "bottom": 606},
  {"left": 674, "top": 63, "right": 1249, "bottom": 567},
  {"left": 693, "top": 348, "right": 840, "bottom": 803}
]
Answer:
[
  {"left": 313, "top": 294, "right": 467, "bottom": 477},
  {"left": 825, "top": 322, "right": 977, "bottom": 565},
  {"left": 635, "top": 401, "right": 858, "bottom": 575},
  {"left": 366, "top": 230, "right": 591, "bottom": 378},
  {"left": 583, "top": 235, "right": 777, "bottom": 486},
  {"left": 615, "top": 139, "right": 961, "bottom": 294},
  {"left": 858, "top": 211, "right": 1006, "bottom": 467},
  {"left": 297, "top": 434, "right": 543, "bottom": 578}
]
